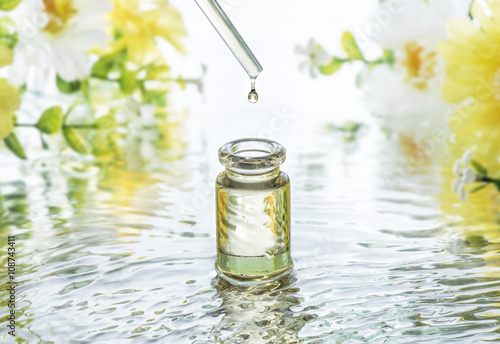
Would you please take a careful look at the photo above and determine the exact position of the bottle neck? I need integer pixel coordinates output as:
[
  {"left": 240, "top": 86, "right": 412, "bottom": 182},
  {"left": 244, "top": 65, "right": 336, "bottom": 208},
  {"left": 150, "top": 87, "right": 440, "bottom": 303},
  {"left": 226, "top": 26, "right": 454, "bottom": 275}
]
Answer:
[{"left": 225, "top": 167, "right": 280, "bottom": 183}]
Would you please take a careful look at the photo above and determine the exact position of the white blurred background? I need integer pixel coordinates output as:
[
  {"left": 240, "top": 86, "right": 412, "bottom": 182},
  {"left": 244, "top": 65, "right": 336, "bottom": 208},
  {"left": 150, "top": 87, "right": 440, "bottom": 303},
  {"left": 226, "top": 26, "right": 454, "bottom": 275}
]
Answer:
[{"left": 165, "top": 0, "right": 379, "bottom": 154}]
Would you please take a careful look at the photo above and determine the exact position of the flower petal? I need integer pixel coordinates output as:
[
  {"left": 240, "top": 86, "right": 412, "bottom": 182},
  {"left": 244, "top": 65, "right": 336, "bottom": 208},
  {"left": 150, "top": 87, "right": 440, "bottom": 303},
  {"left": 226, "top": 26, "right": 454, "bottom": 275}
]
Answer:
[
  {"left": 298, "top": 60, "right": 309, "bottom": 73},
  {"left": 309, "top": 65, "right": 318, "bottom": 79},
  {"left": 140, "top": 104, "right": 156, "bottom": 122},
  {"left": 0, "top": 80, "right": 21, "bottom": 114},
  {"left": 462, "top": 150, "right": 472, "bottom": 165},
  {"left": 0, "top": 110, "right": 14, "bottom": 140},
  {"left": 461, "top": 168, "right": 476, "bottom": 184},
  {"left": 307, "top": 38, "right": 316, "bottom": 52},
  {"left": 0, "top": 45, "right": 13, "bottom": 68},
  {"left": 458, "top": 184, "right": 467, "bottom": 202},
  {"left": 314, "top": 49, "right": 331, "bottom": 66},
  {"left": 452, "top": 160, "right": 462, "bottom": 175},
  {"left": 294, "top": 45, "right": 307, "bottom": 55},
  {"left": 451, "top": 178, "right": 461, "bottom": 193}
]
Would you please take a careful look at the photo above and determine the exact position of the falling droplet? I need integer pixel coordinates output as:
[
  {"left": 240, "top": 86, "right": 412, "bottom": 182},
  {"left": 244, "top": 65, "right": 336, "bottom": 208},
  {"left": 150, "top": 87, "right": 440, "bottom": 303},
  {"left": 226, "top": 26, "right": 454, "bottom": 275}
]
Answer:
[
  {"left": 248, "top": 90, "right": 258, "bottom": 103},
  {"left": 248, "top": 77, "right": 258, "bottom": 104}
]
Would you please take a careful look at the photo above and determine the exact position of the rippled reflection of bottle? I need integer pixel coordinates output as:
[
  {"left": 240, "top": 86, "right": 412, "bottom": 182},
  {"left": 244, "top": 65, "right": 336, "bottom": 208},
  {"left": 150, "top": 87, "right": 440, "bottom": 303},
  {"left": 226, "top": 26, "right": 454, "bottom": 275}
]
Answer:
[
  {"left": 216, "top": 138, "right": 292, "bottom": 283},
  {"left": 208, "top": 273, "right": 313, "bottom": 343}
]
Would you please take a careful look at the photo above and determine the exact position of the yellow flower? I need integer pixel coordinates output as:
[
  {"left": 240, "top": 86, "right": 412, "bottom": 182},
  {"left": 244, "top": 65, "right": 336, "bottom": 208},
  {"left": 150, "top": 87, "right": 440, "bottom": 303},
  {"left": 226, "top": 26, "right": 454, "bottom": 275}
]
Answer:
[
  {"left": 0, "top": 44, "right": 13, "bottom": 68},
  {"left": 438, "top": 1, "right": 500, "bottom": 135},
  {"left": 106, "top": 0, "right": 187, "bottom": 65},
  {"left": 440, "top": 131, "right": 500, "bottom": 219},
  {"left": 0, "top": 79, "right": 21, "bottom": 140},
  {"left": 438, "top": 1, "right": 500, "bottom": 240}
]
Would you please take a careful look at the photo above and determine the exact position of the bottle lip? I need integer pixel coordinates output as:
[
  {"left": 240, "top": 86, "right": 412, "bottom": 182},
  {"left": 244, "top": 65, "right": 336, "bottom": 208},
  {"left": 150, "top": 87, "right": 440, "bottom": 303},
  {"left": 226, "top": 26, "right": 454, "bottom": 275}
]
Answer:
[{"left": 218, "top": 138, "right": 286, "bottom": 175}]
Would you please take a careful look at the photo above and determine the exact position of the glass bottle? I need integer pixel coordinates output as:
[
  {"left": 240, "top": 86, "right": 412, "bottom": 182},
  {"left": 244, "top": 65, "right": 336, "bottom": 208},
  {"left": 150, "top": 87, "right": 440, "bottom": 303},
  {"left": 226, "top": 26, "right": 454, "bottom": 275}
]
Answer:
[{"left": 215, "top": 138, "right": 292, "bottom": 283}]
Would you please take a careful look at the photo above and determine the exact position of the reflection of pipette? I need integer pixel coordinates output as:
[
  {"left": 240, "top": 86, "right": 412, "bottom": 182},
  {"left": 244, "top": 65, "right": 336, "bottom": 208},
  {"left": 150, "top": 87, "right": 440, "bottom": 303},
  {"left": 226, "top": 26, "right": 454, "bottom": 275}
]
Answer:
[{"left": 194, "top": 0, "right": 263, "bottom": 102}]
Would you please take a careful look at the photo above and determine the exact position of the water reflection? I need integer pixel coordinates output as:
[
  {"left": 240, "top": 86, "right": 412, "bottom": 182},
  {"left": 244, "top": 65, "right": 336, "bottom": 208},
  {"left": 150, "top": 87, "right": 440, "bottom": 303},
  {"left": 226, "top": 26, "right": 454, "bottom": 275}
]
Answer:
[
  {"left": 2, "top": 129, "right": 500, "bottom": 343},
  {"left": 209, "top": 272, "right": 314, "bottom": 343}
]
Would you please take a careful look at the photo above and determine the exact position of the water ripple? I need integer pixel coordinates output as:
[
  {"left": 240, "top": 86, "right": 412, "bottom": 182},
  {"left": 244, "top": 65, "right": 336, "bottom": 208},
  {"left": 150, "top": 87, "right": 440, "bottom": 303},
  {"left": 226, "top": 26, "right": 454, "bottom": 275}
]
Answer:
[{"left": 1, "top": 133, "right": 500, "bottom": 343}]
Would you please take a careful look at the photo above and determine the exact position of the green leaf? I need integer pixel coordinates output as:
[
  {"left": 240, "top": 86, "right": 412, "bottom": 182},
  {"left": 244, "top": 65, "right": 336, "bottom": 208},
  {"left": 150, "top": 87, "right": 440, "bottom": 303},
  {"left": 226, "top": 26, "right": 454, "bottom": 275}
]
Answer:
[
  {"left": 319, "top": 57, "right": 344, "bottom": 75},
  {"left": 382, "top": 49, "right": 395, "bottom": 67},
  {"left": 0, "top": 0, "right": 22, "bottom": 11},
  {"left": 120, "top": 66, "right": 138, "bottom": 95},
  {"left": 91, "top": 49, "right": 126, "bottom": 79},
  {"left": 18, "top": 83, "right": 26, "bottom": 94},
  {"left": 56, "top": 74, "right": 81, "bottom": 94},
  {"left": 381, "top": 126, "right": 393, "bottom": 139},
  {"left": 36, "top": 106, "right": 63, "bottom": 135},
  {"left": 146, "top": 64, "right": 170, "bottom": 80},
  {"left": 3, "top": 132, "right": 26, "bottom": 159},
  {"left": 0, "top": 17, "right": 17, "bottom": 49},
  {"left": 341, "top": 122, "right": 363, "bottom": 142},
  {"left": 470, "top": 160, "right": 488, "bottom": 177},
  {"left": 464, "top": 235, "right": 490, "bottom": 248},
  {"left": 114, "top": 28, "right": 123, "bottom": 40},
  {"left": 341, "top": 31, "right": 364, "bottom": 61},
  {"left": 92, "top": 54, "right": 115, "bottom": 79},
  {"left": 494, "top": 181, "right": 500, "bottom": 193},
  {"left": 469, "top": 183, "right": 488, "bottom": 194},
  {"left": 344, "top": 121, "right": 362, "bottom": 133},
  {"left": 176, "top": 77, "right": 187, "bottom": 90},
  {"left": 142, "top": 91, "right": 167, "bottom": 107},
  {"left": 96, "top": 115, "right": 117, "bottom": 131},
  {"left": 63, "top": 127, "right": 89, "bottom": 154}
]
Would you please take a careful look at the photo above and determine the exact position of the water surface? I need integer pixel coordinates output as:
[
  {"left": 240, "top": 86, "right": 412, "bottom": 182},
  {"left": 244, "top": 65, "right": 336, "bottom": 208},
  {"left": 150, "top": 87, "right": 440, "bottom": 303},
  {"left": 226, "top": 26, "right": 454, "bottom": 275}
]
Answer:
[{"left": 1, "top": 129, "right": 499, "bottom": 343}]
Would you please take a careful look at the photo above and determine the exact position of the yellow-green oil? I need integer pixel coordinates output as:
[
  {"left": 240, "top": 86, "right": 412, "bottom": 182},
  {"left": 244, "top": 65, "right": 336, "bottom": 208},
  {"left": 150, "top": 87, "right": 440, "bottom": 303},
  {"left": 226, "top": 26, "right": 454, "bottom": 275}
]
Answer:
[{"left": 216, "top": 170, "right": 292, "bottom": 281}]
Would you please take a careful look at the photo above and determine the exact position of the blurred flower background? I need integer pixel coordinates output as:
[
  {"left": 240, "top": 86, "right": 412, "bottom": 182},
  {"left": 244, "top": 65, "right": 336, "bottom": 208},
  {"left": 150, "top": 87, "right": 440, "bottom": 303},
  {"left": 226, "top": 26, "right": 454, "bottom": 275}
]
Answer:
[
  {"left": 295, "top": 0, "right": 500, "bottom": 215},
  {"left": 2, "top": 0, "right": 500, "bottom": 342},
  {"left": 0, "top": 0, "right": 199, "bottom": 170}
]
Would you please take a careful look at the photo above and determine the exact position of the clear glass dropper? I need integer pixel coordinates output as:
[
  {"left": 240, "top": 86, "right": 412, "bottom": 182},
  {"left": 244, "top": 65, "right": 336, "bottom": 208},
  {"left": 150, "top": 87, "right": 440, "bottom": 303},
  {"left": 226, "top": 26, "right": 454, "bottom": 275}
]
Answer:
[{"left": 194, "top": 0, "right": 263, "bottom": 102}]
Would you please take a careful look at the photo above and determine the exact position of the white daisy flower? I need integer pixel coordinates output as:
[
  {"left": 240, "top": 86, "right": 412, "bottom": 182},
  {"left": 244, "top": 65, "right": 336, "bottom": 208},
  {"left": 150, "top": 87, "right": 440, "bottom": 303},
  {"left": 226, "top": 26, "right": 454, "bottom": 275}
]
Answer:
[
  {"left": 6, "top": 0, "right": 112, "bottom": 88},
  {"left": 295, "top": 38, "right": 331, "bottom": 78},
  {"left": 451, "top": 150, "right": 477, "bottom": 201},
  {"left": 358, "top": 0, "right": 470, "bottom": 141}
]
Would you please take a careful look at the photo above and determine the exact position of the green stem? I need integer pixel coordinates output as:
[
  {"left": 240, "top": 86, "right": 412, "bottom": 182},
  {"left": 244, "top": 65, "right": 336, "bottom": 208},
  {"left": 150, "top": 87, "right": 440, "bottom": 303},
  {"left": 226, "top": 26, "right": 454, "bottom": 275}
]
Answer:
[
  {"left": 163, "top": 78, "right": 201, "bottom": 84},
  {"left": 90, "top": 73, "right": 117, "bottom": 82},
  {"left": 91, "top": 72, "right": 201, "bottom": 85},
  {"left": 479, "top": 176, "right": 500, "bottom": 192},
  {"left": 16, "top": 123, "right": 97, "bottom": 129},
  {"left": 63, "top": 124, "right": 98, "bottom": 129},
  {"left": 480, "top": 176, "right": 500, "bottom": 183}
]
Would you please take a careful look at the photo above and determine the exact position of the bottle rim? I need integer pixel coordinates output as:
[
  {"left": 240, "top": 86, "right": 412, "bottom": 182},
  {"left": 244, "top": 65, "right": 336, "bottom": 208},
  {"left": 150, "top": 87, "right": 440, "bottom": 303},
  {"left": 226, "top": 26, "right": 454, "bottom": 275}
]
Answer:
[{"left": 218, "top": 138, "right": 286, "bottom": 174}]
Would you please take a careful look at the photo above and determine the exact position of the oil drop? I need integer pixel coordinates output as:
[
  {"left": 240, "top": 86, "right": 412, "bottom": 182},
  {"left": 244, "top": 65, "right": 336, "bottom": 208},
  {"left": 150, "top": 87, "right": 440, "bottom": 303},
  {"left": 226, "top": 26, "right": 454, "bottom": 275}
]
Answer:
[{"left": 248, "top": 77, "right": 258, "bottom": 104}]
